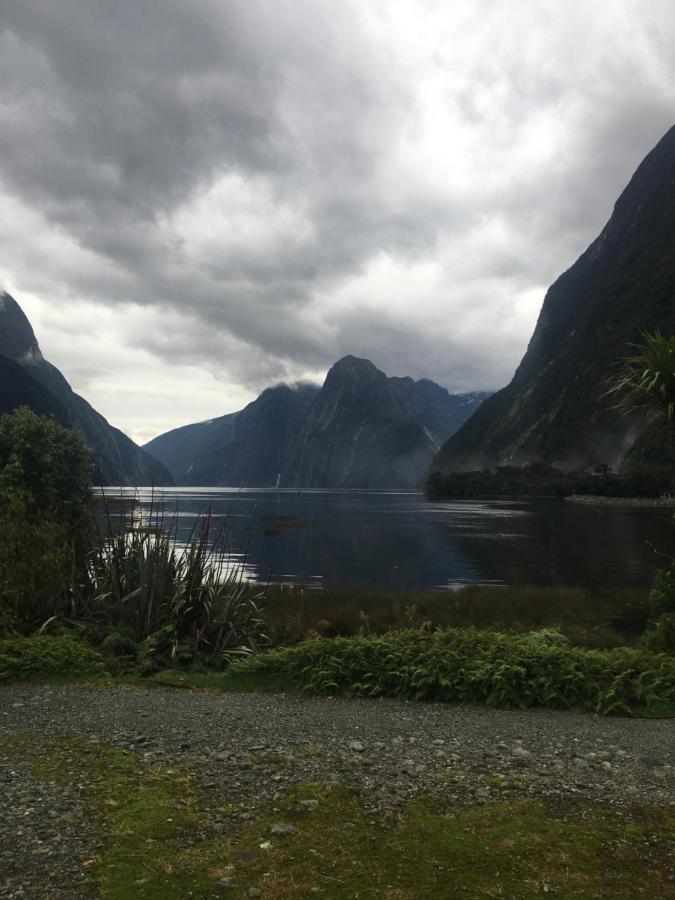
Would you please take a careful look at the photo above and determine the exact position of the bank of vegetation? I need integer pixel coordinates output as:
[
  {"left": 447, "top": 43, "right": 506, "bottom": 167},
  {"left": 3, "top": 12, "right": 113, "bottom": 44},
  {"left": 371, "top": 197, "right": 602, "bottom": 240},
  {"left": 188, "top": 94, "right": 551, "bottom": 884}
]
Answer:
[{"left": 425, "top": 464, "right": 673, "bottom": 500}]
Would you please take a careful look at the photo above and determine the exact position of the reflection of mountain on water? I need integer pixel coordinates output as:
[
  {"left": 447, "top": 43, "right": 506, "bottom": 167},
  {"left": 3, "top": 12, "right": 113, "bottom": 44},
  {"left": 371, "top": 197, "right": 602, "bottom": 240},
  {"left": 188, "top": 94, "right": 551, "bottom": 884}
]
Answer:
[{"left": 109, "top": 488, "right": 673, "bottom": 593}]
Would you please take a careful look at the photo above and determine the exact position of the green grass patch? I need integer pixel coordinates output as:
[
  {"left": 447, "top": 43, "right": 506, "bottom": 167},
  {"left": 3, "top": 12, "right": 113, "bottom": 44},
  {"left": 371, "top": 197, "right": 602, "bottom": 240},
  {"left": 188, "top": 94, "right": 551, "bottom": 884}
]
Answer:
[
  {"left": 231, "top": 628, "right": 675, "bottom": 716},
  {"left": 2, "top": 733, "right": 673, "bottom": 899}
]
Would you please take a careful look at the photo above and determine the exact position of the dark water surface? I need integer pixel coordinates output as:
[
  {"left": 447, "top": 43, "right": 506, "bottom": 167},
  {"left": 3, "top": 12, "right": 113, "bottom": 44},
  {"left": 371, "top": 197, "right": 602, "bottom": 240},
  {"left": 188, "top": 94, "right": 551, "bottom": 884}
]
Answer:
[{"left": 102, "top": 488, "right": 674, "bottom": 592}]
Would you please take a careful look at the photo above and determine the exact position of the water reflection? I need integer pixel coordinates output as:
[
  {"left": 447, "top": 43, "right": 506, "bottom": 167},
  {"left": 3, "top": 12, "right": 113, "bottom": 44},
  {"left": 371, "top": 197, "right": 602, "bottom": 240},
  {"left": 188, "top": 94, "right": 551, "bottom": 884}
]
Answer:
[{"left": 99, "top": 488, "right": 673, "bottom": 592}]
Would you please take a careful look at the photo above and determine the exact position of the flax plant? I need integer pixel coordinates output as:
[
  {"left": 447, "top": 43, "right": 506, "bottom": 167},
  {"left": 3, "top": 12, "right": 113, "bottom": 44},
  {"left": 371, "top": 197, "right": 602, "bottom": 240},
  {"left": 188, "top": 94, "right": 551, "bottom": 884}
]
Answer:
[{"left": 72, "top": 492, "right": 267, "bottom": 668}]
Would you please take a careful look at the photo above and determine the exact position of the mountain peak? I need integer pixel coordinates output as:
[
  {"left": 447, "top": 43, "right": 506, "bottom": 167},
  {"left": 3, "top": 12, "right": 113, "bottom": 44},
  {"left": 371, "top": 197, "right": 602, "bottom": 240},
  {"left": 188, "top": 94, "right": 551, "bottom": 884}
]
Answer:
[
  {"left": 0, "top": 292, "right": 42, "bottom": 362},
  {"left": 328, "top": 355, "right": 380, "bottom": 376}
]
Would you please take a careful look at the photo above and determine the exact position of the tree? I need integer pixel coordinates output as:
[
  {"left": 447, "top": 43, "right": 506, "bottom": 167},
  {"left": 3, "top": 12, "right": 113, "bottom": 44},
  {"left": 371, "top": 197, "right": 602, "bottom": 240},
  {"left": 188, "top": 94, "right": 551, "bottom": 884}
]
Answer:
[{"left": 0, "top": 407, "right": 92, "bottom": 632}]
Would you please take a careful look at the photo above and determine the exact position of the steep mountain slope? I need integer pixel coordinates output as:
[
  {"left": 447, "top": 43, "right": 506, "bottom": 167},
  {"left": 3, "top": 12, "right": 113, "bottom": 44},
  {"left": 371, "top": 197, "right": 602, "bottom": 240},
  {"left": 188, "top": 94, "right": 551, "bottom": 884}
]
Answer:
[
  {"left": 146, "top": 358, "right": 486, "bottom": 488},
  {"left": 0, "top": 355, "right": 69, "bottom": 422},
  {"left": 142, "top": 413, "right": 238, "bottom": 485},
  {"left": 287, "top": 357, "right": 486, "bottom": 488},
  {"left": 431, "top": 123, "right": 675, "bottom": 475},
  {"left": 0, "top": 292, "right": 172, "bottom": 485},
  {"left": 144, "top": 385, "right": 319, "bottom": 486}
]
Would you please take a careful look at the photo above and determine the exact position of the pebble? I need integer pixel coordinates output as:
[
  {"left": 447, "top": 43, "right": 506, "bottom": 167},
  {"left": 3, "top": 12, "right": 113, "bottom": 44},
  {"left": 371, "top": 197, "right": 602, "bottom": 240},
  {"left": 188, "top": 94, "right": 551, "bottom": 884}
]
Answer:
[
  {"left": 511, "top": 747, "right": 532, "bottom": 761},
  {"left": 269, "top": 822, "right": 297, "bottom": 837}
]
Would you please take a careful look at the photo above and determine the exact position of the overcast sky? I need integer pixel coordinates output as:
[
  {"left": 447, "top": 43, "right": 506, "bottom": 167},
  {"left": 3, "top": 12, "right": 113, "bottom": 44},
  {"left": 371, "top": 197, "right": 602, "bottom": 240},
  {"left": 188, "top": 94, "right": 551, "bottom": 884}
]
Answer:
[{"left": 1, "top": 1, "right": 675, "bottom": 443}]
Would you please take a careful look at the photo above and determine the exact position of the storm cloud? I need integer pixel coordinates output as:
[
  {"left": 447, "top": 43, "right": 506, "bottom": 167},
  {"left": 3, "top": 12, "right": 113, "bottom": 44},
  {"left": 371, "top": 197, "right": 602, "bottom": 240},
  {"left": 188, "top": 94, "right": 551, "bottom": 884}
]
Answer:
[{"left": 1, "top": 0, "right": 675, "bottom": 441}]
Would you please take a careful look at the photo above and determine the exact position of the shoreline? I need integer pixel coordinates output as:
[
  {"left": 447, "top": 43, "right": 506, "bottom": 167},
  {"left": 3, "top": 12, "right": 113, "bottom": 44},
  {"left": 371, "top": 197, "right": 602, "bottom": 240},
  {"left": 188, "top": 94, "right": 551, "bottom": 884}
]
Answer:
[{"left": 565, "top": 494, "right": 675, "bottom": 508}]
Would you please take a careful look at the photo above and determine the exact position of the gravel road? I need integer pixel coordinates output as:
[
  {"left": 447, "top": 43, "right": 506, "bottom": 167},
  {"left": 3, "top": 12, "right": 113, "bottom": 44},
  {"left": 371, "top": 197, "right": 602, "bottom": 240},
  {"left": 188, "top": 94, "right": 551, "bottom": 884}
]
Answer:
[{"left": 1, "top": 684, "right": 673, "bottom": 897}]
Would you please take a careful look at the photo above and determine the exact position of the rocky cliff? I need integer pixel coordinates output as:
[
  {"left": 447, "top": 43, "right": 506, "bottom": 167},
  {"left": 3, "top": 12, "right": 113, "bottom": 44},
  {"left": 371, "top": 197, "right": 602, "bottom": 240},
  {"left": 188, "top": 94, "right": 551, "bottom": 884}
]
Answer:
[
  {"left": 431, "top": 123, "right": 675, "bottom": 475},
  {"left": 0, "top": 292, "right": 172, "bottom": 485}
]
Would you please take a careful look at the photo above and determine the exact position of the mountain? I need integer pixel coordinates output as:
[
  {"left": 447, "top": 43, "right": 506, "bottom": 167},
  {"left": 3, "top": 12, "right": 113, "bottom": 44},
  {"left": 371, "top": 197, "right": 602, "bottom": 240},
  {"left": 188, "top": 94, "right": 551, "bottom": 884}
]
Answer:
[
  {"left": 0, "top": 356, "right": 69, "bottom": 422},
  {"left": 145, "top": 384, "right": 319, "bottom": 486},
  {"left": 431, "top": 123, "right": 675, "bottom": 476},
  {"left": 0, "top": 292, "right": 172, "bottom": 485},
  {"left": 146, "top": 356, "right": 488, "bottom": 488},
  {"left": 287, "top": 357, "right": 487, "bottom": 488}
]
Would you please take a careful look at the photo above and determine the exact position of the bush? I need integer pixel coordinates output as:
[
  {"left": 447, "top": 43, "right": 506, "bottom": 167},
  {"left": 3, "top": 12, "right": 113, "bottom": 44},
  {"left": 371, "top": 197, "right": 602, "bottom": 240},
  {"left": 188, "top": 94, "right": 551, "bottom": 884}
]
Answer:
[
  {"left": 638, "top": 561, "right": 675, "bottom": 654},
  {"left": 641, "top": 612, "right": 675, "bottom": 654},
  {"left": 231, "top": 628, "right": 675, "bottom": 716},
  {"left": 0, "top": 635, "right": 107, "bottom": 682},
  {"left": 99, "top": 632, "right": 138, "bottom": 658},
  {"left": 72, "top": 497, "right": 267, "bottom": 668}
]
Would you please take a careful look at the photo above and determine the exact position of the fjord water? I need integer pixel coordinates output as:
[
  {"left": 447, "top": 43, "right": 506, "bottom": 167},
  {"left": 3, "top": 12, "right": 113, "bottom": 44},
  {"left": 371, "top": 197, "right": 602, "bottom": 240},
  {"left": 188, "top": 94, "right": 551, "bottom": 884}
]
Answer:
[{"left": 103, "top": 487, "right": 674, "bottom": 592}]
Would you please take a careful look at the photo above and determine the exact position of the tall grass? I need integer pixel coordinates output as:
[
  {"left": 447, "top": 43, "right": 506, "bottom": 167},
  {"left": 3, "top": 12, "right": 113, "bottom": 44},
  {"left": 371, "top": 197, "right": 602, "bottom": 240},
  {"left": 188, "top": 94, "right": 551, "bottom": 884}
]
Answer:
[
  {"left": 70, "top": 493, "right": 267, "bottom": 669},
  {"left": 262, "top": 583, "right": 649, "bottom": 648}
]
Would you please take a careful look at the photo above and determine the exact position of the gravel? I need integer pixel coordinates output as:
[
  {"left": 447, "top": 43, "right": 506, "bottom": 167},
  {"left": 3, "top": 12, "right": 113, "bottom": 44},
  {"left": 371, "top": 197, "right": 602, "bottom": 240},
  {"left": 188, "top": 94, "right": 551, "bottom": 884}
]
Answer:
[{"left": 1, "top": 683, "right": 673, "bottom": 897}]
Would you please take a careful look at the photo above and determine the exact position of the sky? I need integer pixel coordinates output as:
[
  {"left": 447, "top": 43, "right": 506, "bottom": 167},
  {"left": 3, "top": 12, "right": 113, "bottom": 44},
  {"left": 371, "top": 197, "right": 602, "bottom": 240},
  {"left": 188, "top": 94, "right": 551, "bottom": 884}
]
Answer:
[{"left": 1, "top": 1, "right": 675, "bottom": 444}]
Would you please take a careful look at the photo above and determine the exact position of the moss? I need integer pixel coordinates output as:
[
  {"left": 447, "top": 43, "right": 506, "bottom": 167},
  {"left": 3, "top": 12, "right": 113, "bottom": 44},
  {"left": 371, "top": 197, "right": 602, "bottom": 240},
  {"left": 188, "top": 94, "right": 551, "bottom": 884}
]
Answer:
[{"left": 1, "top": 733, "right": 673, "bottom": 899}]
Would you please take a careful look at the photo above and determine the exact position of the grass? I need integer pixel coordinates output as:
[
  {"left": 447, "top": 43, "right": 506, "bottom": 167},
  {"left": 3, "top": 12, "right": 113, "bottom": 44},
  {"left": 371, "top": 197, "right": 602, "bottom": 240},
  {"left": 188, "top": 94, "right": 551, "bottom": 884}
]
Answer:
[
  {"left": 1, "top": 732, "right": 673, "bottom": 899},
  {"left": 262, "top": 583, "right": 650, "bottom": 649}
]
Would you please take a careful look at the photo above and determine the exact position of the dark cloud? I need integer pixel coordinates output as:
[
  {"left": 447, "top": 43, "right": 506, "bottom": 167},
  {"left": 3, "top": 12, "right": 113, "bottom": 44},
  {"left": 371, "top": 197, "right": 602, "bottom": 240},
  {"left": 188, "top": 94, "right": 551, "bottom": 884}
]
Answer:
[{"left": 1, "top": 0, "right": 674, "bottom": 438}]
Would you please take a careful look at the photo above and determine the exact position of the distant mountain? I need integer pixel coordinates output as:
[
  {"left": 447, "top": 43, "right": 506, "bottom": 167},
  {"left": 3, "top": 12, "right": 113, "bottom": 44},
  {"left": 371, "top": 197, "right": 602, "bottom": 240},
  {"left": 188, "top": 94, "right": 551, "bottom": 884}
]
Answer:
[
  {"left": 145, "top": 384, "right": 319, "bottom": 486},
  {"left": 146, "top": 356, "right": 488, "bottom": 488},
  {"left": 287, "top": 356, "right": 488, "bottom": 488},
  {"left": 0, "top": 292, "right": 172, "bottom": 485},
  {"left": 431, "top": 123, "right": 675, "bottom": 476}
]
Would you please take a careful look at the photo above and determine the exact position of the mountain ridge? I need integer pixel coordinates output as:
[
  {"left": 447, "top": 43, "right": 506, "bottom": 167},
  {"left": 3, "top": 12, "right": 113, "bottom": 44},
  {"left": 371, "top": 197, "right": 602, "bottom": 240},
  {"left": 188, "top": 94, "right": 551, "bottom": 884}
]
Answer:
[
  {"left": 0, "top": 292, "right": 172, "bottom": 485},
  {"left": 146, "top": 356, "right": 489, "bottom": 488},
  {"left": 431, "top": 123, "right": 675, "bottom": 475}
]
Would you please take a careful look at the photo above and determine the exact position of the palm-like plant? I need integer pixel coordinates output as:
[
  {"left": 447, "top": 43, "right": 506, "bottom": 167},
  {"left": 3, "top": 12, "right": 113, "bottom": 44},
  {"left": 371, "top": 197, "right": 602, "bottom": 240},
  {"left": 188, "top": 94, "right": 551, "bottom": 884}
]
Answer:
[{"left": 604, "top": 329, "right": 675, "bottom": 425}]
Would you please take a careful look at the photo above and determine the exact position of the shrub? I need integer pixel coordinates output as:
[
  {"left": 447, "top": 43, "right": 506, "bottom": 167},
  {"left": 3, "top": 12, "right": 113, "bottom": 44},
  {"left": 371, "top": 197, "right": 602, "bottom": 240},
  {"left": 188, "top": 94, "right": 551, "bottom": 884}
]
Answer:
[
  {"left": 0, "top": 635, "right": 106, "bottom": 682},
  {"left": 72, "top": 497, "right": 267, "bottom": 668},
  {"left": 99, "top": 632, "right": 138, "bottom": 658},
  {"left": 231, "top": 628, "right": 675, "bottom": 716},
  {"left": 641, "top": 612, "right": 675, "bottom": 654}
]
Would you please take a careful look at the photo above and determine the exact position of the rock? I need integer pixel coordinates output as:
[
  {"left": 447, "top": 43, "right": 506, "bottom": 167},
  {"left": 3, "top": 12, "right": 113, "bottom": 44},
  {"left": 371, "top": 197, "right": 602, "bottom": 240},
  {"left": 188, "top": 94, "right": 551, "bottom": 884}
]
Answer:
[
  {"left": 269, "top": 822, "right": 297, "bottom": 837},
  {"left": 600, "top": 761, "right": 612, "bottom": 773},
  {"left": 299, "top": 800, "right": 320, "bottom": 810},
  {"left": 248, "top": 889, "right": 263, "bottom": 898},
  {"left": 349, "top": 741, "right": 365, "bottom": 753},
  {"left": 511, "top": 747, "right": 532, "bottom": 761},
  {"left": 218, "top": 876, "right": 235, "bottom": 887},
  {"left": 652, "top": 767, "right": 668, "bottom": 780},
  {"left": 572, "top": 758, "right": 589, "bottom": 770}
]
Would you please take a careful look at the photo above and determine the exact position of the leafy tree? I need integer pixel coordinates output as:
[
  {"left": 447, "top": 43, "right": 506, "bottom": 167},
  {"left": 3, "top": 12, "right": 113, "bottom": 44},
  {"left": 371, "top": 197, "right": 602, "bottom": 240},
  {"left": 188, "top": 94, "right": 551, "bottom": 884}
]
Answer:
[{"left": 0, "top": 407, "right": 92, "bottom": 632}]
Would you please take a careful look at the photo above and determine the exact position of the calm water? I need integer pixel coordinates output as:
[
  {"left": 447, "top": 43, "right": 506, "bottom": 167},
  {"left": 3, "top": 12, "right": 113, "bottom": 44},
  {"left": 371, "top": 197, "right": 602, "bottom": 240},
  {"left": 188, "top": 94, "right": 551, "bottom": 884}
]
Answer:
[{"left": 101, "top": 487, "right": 674, "bottom": 592}]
